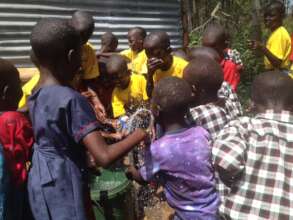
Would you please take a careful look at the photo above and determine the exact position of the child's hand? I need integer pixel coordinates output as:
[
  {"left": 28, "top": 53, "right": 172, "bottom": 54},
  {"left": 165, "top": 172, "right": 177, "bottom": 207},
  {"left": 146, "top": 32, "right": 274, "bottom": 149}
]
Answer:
[
  {"left": 147, "top": 58, "right": 163, "bottom": 76},
  {"left": 248, "top": 39, "right": 263, "bottom": 51}
]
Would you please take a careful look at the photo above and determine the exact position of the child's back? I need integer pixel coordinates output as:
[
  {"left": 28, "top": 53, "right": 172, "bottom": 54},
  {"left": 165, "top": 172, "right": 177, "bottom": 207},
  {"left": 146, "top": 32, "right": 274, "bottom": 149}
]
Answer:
[
  {"left": 141, "top": 126, "right": 219, "bottom": 219},
  {"left": 213, "top": 71, "right": 293, "bottom": 219},
  {"left": 131, "top": 77, "right": 220, "bottom": 220},
  {"left": 184, "top": 56, "right": 242, "bottom": 139}
]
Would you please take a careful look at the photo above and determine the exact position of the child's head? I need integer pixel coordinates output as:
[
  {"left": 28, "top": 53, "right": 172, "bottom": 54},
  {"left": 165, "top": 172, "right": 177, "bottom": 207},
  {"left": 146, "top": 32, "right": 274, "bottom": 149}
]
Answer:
[
  {"left": 0, "top": 58, "right": 22, "bottom": 111},
  {"left": 188, "top": 46, "right": 220, "bottom": 62},
  {"left": 152, "top": 76, "right": 192, "bottom": 122},
  {"left": 183, "top": 56, "right": 223, "bottom": 104},
  {"left": 202, "top": 23, "right": 226, "bottom": 57},
  {"left": 127, "top": 27, "right": 146, "bottom": 53},
  {"left": 264, "top": 1, "right": 285, "bottom": 30},
  {"left": 252, "top": 71, "right": 293, "bottom": 112},
  {"left": 106, "top": 54, "right": 131, "bottom": 90},
  {"left": 71, "top": 10, "right": 94, "bottom": 44},
  {"left": 172, "top": 49, "right": 188, "bottom": 61},
  {"left": 30, "top": 18, "right": 81, "bottom": 85},
  {"left": 144, "top": 31, "right": 172, "bottom": 70},
  {"left": 100, "top": 32, "right": 118, "bottom": 53}
]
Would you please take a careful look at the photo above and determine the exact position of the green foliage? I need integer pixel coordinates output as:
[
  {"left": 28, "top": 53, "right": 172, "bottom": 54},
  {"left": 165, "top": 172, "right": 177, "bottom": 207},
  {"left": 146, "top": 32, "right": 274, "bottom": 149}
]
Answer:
[{"left": 188, "top": 0, "right": 266, "bottom": 111}]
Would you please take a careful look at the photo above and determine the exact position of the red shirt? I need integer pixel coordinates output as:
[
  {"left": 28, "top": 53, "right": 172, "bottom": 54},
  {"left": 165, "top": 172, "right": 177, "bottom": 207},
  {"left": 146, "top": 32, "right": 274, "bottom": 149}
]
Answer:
[
  {"left": 221, "top": 59, "right": 240, "bottom": 91},
  {"left": 0, "top": 111, "right": 33, "bottom": 187}
]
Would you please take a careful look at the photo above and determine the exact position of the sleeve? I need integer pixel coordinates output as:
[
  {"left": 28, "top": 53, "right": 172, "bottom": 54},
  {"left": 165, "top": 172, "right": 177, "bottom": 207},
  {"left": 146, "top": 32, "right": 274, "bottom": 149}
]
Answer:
[
  {"left": 212, "top": 120, "right": 247, "bottom": 178},
  {"left": 111, "top": 89, "right": 126, "bottom": 118},
  {"left": 218, "top": 82, "right": 243, "bottom": 117},
  {"left": 82, "top": 44, "right": 100, "bottom": 80},
  {"left": 67, "top": 95, "right": 101, "bottom": 143},
  {"left": 268, "top": 29, "right": 291, "bottom": 61},
  {"left": 139, "top": 145, "right": 160, "bottom": 182},
  {"left": 120, "top": 49, "right": 132, "bottom": 60}
]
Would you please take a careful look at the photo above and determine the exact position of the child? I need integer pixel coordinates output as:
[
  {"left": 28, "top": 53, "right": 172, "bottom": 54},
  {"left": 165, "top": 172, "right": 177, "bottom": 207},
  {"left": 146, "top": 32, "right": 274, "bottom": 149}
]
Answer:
[
  {"left": 184, "top": 56, "right": 242, "bottom": 139},
  {"left": 249, "top": 1, "right": 291, "bottom": 73},
  {"left": 71, "top": 10, "right": 106, "bottom": 120},
  {"left": 0, "top": 58, "right": 34, "bottom": 220},
  {"left": 144, "top": 31, "right": 188, "bottom": 97},
  {"left": 213, "top": 71, "right": 293, "bottom": 219},
  {"left": 202, "top": 23, "right": 240, "bottom": 91},
  {"left": 120, "top": 27, "right": 148, "bottom": 75},
  {"left": 188, "top": 46, "right": 221, "bottom": 62},
  {"left": 107, "top": 54, "right": 148, "bottom": 118},
  {"left": 99, "top": 31, "right": 118, "bottom": 54},
  {"left": 127, "top": 77, "right": 220, "bottom": 220},
  {"left": 28, "top": 18, "right": 147, "bottom": 220}
]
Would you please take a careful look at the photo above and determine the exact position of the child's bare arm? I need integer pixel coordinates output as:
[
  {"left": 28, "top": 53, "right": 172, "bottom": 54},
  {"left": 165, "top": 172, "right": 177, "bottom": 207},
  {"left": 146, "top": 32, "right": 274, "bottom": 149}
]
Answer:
[
  {"left": 82, "top": 129, "right": 146, "bottom": 167},
  {"left": 248, "top": 40, "right": 282, "bottom": 68},
  {"left": 125, "top": 165, "right": 147, "bottom": 185}
]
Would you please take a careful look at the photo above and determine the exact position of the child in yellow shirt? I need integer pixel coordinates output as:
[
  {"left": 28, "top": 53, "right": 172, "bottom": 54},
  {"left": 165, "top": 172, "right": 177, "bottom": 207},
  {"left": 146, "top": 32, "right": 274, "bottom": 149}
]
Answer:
[
  {"left": 249, "top": 1, "right": 291, "bottom": 72},
  {"left": 144, "top": 31, "right": 188, "bottom": 97},
  {"left": 120, "top": 27, "right": 148, "bottom": 75},
  {"left": 107, "top": 55, "right": 148, "bottom": 118},
  {"left": 19, "top": 11, "right": 106, "bottom": 119}
]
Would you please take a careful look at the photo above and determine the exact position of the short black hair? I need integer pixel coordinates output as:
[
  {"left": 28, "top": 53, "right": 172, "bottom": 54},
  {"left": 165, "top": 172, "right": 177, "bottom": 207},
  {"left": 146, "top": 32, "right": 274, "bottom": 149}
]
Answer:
[
  {"left": 0, "top": 58, "right": 22, "bottom": 109},
  {"left": 189, "top": 46, "right": 220, "bottom": 62},
  {"left": 152, "top": 77, "right": 192, "bottom": 114},
  {"left": 0, "top": 58, "right": 20, "bottom": 91},
  {"left": 265, "top": 1, "right": 285, "bottom": 18},
  {"left": 71, "top": 10, "right": 95, "bottom": 42},
  {"left": 144, "top": 31, "right": 170, "bottom": 50},
  {"left": 106, "top": 54, "right": 128, "bottom": 74},
  {"left": 183, "top": 56, "right": 223, "bottom": 96},
  {"left": 129, "top": 27, "right": 147, "bottom": 39},
  {"left": 252, "top": 71, "right": 293, "bottom": 110},
  {"left": 30, "top": 18, "right": 80, "bottom": 67},
  {"left": 202, "top": 23, "right": 226, "bottom": 46},
  {"left": 101, "top": 32, "right": 118, "bottom": 51}
]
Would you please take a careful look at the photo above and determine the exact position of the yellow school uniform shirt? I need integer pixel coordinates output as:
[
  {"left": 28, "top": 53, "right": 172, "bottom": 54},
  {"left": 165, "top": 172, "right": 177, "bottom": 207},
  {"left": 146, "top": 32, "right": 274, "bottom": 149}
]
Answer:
[
  {"left": 120, "top": 49, "right": 148, "bottom": 75},
  {"left": 82, "top": 42, "right": 100, "bottom": 79},
  {"left": 111, "top": 74, "right": 148, "bottom": 118},
  {"left": 264, "top": 26, "right": 291, "bottom": 70},
  {"left": 18, "top": 70, "right": 40, "bottom": 108},
  {"left": 153, "top": 56, "right": 188, "bottom": 83}
]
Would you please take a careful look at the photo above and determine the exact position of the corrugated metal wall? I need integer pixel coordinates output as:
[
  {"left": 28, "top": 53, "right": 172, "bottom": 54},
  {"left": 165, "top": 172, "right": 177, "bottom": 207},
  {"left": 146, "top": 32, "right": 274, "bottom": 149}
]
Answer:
[{"left": 0, "top": 0, "right": 183, "bottom": 67}]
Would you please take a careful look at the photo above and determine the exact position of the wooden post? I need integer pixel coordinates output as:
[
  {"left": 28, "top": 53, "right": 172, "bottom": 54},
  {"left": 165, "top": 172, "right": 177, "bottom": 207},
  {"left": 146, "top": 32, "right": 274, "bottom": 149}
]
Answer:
[{"left": 181, "top": 0, "right": 190, "bottom": 49}]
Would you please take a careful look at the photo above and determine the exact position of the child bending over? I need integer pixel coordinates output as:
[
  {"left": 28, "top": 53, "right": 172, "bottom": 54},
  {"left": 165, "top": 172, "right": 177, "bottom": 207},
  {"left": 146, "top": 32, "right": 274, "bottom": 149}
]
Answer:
[
  {"left": 213, "top": 71, "right": 293, "bottom": 219},
  {"left": 127, "top": 77, "right": 220, "bottom": 220},
  {"left": 28, "top": 18, "right": 147, "bottom": 220},
  {"left": 107, "top": 54, "right": 148, "bottom": 118}
]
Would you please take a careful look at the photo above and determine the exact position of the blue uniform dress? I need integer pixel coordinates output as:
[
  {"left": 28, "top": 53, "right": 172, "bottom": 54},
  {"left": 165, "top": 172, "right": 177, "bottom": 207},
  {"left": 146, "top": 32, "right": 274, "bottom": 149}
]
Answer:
[
  {"left": 28, "top": 85, "right": 100, "bottom": 220},
  {"left": 0, "top": 143, "right": 7, "bottom": 220}
]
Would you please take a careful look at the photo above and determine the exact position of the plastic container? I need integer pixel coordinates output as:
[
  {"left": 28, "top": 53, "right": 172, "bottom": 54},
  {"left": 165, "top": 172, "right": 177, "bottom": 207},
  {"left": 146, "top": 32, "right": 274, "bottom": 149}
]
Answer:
[{"left": 91, "top": 168, "right": 135, "bottom": 220}]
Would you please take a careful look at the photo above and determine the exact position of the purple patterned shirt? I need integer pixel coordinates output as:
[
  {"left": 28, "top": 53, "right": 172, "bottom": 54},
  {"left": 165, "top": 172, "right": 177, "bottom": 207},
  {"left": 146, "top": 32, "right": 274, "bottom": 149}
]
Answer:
[{"left": 140, "top": 127, "right": 220, "bottom": 220}]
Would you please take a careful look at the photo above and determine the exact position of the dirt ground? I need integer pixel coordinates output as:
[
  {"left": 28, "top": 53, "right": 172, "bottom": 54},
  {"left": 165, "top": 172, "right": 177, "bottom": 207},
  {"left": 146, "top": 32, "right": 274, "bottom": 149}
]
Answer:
[{"left": 143, "top": 200, "right": 174, "bottom": 220}]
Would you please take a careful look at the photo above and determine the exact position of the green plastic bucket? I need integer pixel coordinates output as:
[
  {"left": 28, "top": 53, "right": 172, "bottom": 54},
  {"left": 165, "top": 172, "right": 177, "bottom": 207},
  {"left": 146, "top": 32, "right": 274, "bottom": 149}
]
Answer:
[{"left": 91, "top": 168, "right": 134, "bottom": 220}]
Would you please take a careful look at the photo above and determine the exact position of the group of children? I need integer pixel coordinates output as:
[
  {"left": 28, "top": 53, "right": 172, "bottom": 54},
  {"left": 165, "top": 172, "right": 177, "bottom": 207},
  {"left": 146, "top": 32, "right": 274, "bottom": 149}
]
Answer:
[{"left": 0, "top": 1, "right": 292, "bottom": 220}]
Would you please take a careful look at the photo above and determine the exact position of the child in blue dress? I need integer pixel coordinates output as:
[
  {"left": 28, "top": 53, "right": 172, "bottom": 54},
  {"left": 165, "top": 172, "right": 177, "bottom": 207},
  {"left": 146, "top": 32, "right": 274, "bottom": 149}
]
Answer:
[{"left": 28, "top": 18, "right": 146, "bottom": 220}]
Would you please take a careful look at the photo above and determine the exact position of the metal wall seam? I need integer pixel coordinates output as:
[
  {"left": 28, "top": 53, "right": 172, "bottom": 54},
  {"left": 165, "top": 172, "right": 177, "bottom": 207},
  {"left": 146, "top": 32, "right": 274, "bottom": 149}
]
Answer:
[{"left": 0, "top": 0, "right": 183, "bottom": 67}]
